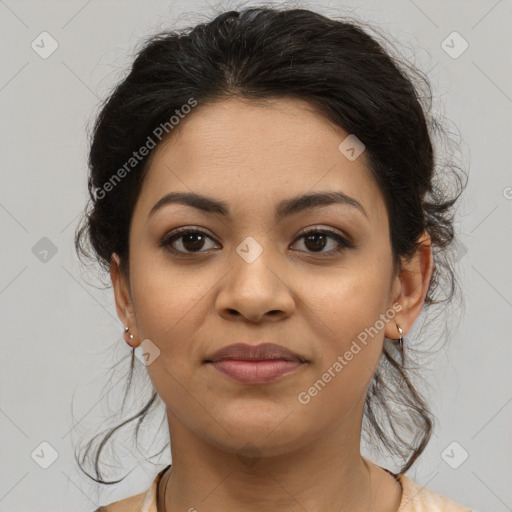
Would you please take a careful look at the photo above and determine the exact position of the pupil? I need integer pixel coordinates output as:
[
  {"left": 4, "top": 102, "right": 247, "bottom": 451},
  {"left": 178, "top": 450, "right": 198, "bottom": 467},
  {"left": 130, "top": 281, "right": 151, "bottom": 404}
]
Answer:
[
  {"left": 305, "top": 233, "right": 326, "bottom": 252},
  {"left": 183, "top": 233, "right": 204, "bottom": 251}
]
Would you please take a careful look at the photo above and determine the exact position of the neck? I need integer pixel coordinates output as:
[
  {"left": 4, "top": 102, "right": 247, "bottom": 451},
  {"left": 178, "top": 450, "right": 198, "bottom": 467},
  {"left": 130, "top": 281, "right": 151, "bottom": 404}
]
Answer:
[{"left": 160, "top": 413, "right": 379, "bottom": 512}]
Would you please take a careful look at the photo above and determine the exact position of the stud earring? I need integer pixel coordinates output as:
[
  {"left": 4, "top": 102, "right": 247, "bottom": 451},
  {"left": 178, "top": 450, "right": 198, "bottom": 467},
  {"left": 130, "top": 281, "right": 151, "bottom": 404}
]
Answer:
[{"left": 124, "top": 326, "right": 134, "bottom": 340}]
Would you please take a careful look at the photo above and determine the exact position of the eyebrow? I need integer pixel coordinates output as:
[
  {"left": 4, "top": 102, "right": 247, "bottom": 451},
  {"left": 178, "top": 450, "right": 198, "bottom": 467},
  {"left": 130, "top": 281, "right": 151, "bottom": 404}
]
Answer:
[{"left": 148, "top": 190, "right": 368, "bottom": 221}]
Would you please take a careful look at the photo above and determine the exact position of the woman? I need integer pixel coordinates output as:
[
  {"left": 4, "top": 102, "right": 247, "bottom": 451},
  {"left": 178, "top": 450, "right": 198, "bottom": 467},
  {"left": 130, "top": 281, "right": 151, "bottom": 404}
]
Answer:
[{"left": 75, "top": 5, "right": 474, "bottom": 511}]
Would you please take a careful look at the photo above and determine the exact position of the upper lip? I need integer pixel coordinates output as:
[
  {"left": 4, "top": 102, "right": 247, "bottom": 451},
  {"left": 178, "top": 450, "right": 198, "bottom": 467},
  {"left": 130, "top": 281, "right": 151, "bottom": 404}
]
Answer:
[{"left": 205, "top": 343, "right": 308, "bottom": 363}]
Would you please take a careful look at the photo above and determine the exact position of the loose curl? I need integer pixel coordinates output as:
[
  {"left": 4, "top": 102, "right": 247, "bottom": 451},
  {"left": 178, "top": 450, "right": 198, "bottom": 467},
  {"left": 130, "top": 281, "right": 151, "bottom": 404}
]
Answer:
[{"left": 74, "top": 4, "right": 468, "bottom": 485}]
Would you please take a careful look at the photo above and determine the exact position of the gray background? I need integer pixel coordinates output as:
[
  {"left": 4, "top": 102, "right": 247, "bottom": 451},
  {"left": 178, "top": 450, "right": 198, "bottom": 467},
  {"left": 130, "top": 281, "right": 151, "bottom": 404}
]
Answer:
[{"left": 1, "top": 0, "right": 511, "bottom": 510}]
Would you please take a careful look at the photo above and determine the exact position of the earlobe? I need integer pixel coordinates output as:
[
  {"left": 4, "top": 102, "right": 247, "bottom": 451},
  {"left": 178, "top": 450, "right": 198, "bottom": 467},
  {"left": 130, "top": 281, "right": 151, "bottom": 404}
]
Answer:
[
  {"left": 124, "top": 325, "right": 139, "bottom": 348},
  {"left": 111, "top": 253, "right": 140, "bottom": 347}
]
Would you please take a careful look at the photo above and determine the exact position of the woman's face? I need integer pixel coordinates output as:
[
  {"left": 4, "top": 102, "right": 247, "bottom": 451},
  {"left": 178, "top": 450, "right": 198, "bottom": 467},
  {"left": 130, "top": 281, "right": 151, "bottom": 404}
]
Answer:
[{"left": 113, "top": 97, "right": 410, "bottom": 458}]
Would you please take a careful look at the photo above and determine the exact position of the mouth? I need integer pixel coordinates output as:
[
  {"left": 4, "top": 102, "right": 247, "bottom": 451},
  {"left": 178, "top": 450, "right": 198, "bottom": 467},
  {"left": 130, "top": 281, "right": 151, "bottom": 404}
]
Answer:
[{"left": 204, "top": 343, "right": 308, "bottom": 385}]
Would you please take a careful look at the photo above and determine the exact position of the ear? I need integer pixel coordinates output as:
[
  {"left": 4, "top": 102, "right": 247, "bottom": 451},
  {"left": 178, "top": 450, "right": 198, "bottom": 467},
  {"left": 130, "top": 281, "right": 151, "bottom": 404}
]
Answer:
[
  {"left": 111, "top": 253, "right": 139, "bottom": 347},
  {"left": 385, "top": 231, "right": 434, "bottom": 340}
]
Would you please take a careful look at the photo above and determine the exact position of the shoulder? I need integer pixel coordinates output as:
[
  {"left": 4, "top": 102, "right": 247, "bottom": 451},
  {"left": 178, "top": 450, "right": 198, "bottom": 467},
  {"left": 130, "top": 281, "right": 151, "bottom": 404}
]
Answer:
[
  {"left": 398, "top": 473, "right": 475, "bottom": 511},
  {"left": 92, "top": 465, "right": 170, "bottom": 512},
  {"left": 92, "top": 490, "right": 148, "bottom": 512}
]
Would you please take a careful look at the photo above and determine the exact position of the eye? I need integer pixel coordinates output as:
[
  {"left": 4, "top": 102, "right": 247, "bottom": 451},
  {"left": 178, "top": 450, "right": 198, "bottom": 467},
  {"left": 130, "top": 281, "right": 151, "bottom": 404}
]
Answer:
[
  {"left": 290, "top": 227, "right": 353, "bottom": 255},
  {"left": 159, "top": 226, "right": 353, "bottom": 257},
  {"left": 159, "top": 228, "right": 220, "bottom": 255}
]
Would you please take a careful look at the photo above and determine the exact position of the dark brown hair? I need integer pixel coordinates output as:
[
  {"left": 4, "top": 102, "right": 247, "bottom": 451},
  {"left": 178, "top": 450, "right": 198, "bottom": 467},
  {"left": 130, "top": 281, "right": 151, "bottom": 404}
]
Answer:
[{"left": 74, "top": 4, "right": 467, "bottom": 484}]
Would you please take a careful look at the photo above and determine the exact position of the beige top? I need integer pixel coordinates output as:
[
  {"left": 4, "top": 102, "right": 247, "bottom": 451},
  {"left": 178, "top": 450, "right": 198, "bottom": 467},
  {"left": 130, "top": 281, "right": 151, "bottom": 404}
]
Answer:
[{"left": 94, "top": 464, "right": 475, "bottom": 511}]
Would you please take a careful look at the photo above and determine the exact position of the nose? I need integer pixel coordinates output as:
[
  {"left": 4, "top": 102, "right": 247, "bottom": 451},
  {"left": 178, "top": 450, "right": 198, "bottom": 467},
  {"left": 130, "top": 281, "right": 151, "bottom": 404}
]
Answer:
[{"left": 215, "top": 247, "right": 295, "bottom": 324}]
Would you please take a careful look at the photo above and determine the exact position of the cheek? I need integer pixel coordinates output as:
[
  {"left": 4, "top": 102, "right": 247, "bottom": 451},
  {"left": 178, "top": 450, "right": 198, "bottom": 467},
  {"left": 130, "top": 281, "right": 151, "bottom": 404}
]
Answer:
[
  {"left": 303, "top": 263, "right": 389, "bottom": 339},
  {"left": 299, "top": 265, "right": 390, "bottom": 387},
  {"left": 130, "top": 260, "right": 211, "bottom": 346},
  {"left": 130, "top": 266, "right": 211, "bottom": 406}
]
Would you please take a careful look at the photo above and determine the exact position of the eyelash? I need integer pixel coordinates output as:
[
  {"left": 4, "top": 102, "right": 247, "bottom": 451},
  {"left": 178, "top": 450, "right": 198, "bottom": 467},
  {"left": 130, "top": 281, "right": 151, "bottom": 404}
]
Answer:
[{"left": 159, "top": 226, "right": 354, "bottom": 257}]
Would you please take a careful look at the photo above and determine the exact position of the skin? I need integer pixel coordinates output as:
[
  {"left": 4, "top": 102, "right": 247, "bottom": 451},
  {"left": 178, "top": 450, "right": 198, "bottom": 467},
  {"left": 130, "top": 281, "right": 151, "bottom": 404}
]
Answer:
[{"left": 110, "top": 97, "right": 433, "bottom": 512}]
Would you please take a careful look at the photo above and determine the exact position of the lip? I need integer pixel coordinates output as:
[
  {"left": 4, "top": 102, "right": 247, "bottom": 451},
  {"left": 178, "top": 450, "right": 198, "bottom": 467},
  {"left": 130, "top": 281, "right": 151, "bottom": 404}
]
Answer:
[
  {"left": 204, "top": 343, "right": 308, "bottom": 385},
  {"left": 205, "top": 342, "right": 307, "bottom": 363}
]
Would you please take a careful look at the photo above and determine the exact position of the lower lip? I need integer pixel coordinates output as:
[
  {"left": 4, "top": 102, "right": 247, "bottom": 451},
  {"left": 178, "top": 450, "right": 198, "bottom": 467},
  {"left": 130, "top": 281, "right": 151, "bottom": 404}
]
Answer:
[{"left": 207, "top": 359, "right": 304, "bottom": 385}]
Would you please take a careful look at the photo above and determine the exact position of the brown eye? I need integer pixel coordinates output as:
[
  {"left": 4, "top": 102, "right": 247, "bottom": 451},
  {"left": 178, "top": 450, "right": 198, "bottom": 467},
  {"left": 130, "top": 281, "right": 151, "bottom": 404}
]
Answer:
[
  {"left": 160, "top": 228, "right": 220, "bottom": 255},
  {"left": 291, "top": 228, "right": 352, "bottom": 255}
]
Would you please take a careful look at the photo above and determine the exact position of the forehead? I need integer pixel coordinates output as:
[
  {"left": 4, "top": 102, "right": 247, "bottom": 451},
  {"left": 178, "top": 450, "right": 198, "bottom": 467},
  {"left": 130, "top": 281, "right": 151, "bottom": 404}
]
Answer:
[{"left": 134, "top": 97, "right": 387, "bottom": 226}]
